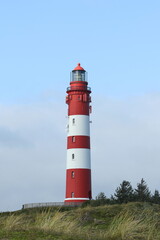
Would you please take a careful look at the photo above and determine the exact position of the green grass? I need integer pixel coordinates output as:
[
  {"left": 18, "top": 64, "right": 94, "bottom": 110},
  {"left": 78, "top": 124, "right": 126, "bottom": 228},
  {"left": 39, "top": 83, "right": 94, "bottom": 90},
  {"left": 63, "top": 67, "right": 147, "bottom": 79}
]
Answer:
[{"left": 1, "top": 202, "right": 160, "bottom": 239}]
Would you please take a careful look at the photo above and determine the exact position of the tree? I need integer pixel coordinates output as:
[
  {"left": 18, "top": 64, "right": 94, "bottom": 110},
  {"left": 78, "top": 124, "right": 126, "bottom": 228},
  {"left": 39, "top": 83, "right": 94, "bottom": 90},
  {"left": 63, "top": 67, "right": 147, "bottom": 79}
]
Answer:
[
  {"left": 96, "top": 192, "right": 107, "bottom": 200},
  {"left": 134, "top": 178, "right": 151, "bottom": 202},
  {"left": 152, "top": 190, "right": 160, "bottom": 204},
  {"left": 114, "top": 180, "right": 134, "bottom": 203},
  {"left": 94, "top": 192, "right": 110, "bottom": 206}
]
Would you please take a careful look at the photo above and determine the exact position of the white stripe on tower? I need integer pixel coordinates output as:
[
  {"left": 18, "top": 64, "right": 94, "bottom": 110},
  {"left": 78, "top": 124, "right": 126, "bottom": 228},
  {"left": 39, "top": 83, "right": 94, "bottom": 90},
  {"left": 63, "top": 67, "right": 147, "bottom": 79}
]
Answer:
[
  {"left": 67, "top": 148, "right": 91, "bottom": 169},
  {"left": 67, "top": 115, "right": 90, "bottom": 136}
]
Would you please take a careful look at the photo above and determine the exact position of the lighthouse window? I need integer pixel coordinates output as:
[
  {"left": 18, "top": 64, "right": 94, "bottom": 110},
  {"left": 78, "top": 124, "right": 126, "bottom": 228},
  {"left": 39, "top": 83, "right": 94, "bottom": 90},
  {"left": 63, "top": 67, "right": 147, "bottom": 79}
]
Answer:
[
  {"left": 72, "top": 136, "right": 75, "bottom": 142},
  {"left": 71, "top": 171, "right": 75, "bottom": 178},
  {"left": 71, "top": 192, "right": 74, "bottom": 198},
  {"left": 72, "top": 153, "right": 75, "bottom": 159},
  {"left": 78, "top": 95, "right": 82, "bottom": 101},
  {"left": 72, "top": 118, "right": 75, "bottom": 125}
]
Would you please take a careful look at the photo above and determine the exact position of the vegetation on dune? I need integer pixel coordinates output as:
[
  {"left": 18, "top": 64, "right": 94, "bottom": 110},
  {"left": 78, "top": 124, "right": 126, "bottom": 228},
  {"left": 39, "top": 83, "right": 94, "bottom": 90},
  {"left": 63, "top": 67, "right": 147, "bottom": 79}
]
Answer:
[
  {"left": 1, "top": 203, "right": 160, "bottom": 240},
  {"left": 1, "top": 179, "right": 160, "bottom": 239},
  {"left": 84, "top": 178, "right": 160, "bottom": 206}
]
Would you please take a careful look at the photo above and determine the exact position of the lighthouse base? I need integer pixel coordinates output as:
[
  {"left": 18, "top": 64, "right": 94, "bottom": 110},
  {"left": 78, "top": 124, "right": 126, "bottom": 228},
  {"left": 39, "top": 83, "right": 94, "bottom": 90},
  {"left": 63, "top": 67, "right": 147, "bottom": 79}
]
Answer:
[
  {"left": 64, "top": 199, "right": 90, "bottom": 206},
  {"left": 65, "top": 169, "right": 92, "bottom": 201},
  {"left": 64, "top": 198, "right": 90, "bottom": 202}
]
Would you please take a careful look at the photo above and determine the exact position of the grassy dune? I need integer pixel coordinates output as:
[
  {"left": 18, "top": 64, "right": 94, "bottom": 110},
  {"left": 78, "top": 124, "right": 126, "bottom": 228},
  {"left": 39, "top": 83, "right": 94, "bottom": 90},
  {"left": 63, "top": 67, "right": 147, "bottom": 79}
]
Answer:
[{"left": 0, "top": 202, "right": 160, "bottom": 239}]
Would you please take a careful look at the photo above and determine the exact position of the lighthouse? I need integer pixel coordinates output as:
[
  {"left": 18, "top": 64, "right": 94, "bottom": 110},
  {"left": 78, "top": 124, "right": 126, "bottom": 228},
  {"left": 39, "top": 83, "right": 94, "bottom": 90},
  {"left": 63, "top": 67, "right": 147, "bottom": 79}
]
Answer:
[{"left": 65, "top": 63, "right": 92, "bottom": 204}]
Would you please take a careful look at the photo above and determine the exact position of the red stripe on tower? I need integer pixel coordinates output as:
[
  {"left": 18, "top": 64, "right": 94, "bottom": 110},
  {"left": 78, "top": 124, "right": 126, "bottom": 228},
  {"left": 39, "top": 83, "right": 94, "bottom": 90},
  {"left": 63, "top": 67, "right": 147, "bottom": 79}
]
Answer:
[
  {"left": 65, "top": 63, "right": 92, "bottom": 203},
  {"left": 67, "top": 136, "right": 90, "bottom": 149}
]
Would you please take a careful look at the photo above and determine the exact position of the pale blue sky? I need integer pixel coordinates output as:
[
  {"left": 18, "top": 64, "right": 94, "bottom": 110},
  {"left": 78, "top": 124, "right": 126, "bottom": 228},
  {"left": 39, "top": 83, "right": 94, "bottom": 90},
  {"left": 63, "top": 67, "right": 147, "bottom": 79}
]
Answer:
[
  {"left": 0, "top": 1, "right": 160, "bottom": 211},
  {"left": 0, "top": 0, "right": 160, "bottom": 102}
]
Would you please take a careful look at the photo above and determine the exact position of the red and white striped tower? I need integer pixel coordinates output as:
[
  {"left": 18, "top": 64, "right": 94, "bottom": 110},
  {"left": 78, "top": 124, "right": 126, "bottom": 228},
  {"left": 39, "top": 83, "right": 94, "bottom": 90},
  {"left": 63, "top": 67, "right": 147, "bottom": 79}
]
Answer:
[{"left": 65, "top": 63, "right": 92, "bottom": 204}]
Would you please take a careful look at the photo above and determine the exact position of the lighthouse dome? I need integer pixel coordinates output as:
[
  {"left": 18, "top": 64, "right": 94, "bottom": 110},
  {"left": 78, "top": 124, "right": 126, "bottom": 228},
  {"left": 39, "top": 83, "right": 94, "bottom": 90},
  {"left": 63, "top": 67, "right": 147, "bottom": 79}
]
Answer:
[{"left": 73, "top": 63, "right": 85, "bottom": 71}]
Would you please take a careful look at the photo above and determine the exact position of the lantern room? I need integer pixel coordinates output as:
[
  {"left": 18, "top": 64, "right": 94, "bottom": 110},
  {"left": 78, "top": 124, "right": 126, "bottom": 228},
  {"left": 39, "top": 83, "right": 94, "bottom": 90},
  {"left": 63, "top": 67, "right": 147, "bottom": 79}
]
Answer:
[{"left": 71, "top": 63, "right": 87, "bottom": 82}]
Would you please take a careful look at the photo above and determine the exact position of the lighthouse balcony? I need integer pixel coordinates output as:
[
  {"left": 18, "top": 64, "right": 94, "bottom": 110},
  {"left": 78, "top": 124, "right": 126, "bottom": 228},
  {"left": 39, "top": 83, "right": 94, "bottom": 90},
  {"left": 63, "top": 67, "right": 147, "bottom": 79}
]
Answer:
[{"left": 67, "top": 86, "right": 91, "bottom": 92}]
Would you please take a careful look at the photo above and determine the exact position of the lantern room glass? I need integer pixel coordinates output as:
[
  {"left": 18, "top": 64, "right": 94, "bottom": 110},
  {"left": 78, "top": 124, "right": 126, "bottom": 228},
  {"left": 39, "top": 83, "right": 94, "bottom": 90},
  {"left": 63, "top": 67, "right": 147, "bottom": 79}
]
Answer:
[{"left": 71, "top": 70, "right": 87, "bottom": 82}]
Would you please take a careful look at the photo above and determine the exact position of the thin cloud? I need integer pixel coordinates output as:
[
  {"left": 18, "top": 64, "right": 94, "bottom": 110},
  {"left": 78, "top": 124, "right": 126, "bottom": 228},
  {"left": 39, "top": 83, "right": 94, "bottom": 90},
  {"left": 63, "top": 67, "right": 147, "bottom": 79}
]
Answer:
[
  {"left": 0, "top": 126, "right": 32, "bottom": 148},
  {"left": 92, "top": 93, "right": 160, "bottom": 197},
  {"left": 0, "top": 93, "right": 160, "bottom": 211}
]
